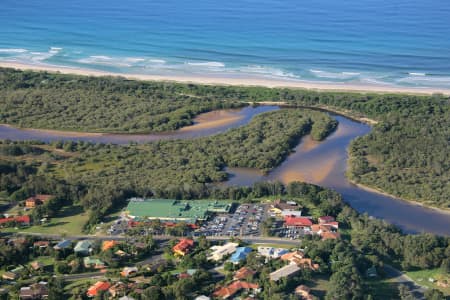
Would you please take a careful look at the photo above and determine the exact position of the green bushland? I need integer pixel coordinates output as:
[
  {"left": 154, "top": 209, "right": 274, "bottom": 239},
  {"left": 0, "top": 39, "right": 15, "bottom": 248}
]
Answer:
[
  {"left": 0, "top": 68, "right": 244, "bottom": 133},
  {"left": 0, "top": 67, "right": 448, "bottom": 208}
]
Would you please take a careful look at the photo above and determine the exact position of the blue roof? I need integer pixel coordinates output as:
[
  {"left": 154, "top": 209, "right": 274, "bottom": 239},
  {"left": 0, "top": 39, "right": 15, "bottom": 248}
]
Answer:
[
  {"left": 54, "top": 239, "right": 72, "bottom": 249},
  {"left": 229, "top": 247, "right": 252, "bottom": 263}
]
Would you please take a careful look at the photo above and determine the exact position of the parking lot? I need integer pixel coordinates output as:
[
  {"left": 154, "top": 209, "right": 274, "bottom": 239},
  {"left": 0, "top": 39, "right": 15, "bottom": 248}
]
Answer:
[{"left": 196, "top": 203, "right": 269, "bottom": 237}]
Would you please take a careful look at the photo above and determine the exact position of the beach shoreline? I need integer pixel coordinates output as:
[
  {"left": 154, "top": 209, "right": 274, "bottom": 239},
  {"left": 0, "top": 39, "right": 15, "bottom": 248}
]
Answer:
[{"left": 1, "top": 61, "right": 450, "bottom": 95}]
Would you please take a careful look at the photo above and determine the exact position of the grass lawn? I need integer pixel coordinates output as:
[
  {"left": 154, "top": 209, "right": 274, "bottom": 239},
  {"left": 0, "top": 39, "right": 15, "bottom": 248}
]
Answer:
[
  {"left": 6, "top": 205, "right": 88, "bottom": 235},
  {"left": 365, "top": 278, "right": 400, "bottom": 299},
  {"left": 406, "top": 268, "right": 450, "bottom": 295},
  {"left": 304, "top": 275, "right": 330, "bottom": 299}
]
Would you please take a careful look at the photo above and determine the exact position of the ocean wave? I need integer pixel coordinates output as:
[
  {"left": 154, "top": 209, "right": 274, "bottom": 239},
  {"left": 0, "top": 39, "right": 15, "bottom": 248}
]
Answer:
[
  {"left": 148, "top": 59, "right": 166, "bottom": 64},
  {"left": 0, "top": 48, "right": 28, "bottom": 53},
  {"left": 310, "top": 69, "right": 360, "bottom": 79},
  {"left": 408, "top": 72, "right": 426, "bottom": 76},
  {"left": 186, "top": 61, "right": 225, "bottom": 68},
  {"left": 237, "top": 65, "right": 298, "bottom": 79},
  {"left": 397, "top": 74, "right": 450, "bottom": 85}
]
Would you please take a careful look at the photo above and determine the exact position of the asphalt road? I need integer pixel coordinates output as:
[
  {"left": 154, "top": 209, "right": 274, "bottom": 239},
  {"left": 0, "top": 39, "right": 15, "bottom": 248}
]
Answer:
[{"left": 384, "top": 264, "right": 427, "bottom": 299}]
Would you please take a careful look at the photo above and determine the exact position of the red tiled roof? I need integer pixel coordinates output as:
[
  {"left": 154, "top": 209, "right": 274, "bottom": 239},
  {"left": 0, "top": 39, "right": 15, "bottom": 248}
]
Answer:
[
  {"left": 234, "top": 267, "right": 256, "bottom": 280},
  {"left": 321, "top": 231, "right": 341, "bottom": 240},
  {"left": 173, "top": 239, "right": 194, "bottom": 255},
  {"left": 0, "top": 215, "right": 31, "bottom": 225},
  {"left": 213, "top": 281, "right": 259, "bottom": 299},
  {"left": 87, "top": 281, "right": 111, "bottom": 297},
  {"left": 284, "top": 216, "right": 312, "bottom": 227}
]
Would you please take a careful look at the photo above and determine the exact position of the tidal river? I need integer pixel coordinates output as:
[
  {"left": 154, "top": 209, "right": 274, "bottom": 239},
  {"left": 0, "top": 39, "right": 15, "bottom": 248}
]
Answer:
[{"left": 1, "top": 106, "right": 449, "bottom": 235}]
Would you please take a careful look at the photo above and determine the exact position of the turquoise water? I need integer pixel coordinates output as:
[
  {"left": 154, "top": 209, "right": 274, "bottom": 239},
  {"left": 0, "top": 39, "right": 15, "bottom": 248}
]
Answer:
[{"left": 1, "top": 0, "right": 450, "bottom": 88}]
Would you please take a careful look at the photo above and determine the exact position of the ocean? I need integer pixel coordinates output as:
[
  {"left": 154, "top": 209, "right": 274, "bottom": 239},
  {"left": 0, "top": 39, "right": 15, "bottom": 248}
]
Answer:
[{"left": 1, "top": 0, "right": 450, "bottom": 88}]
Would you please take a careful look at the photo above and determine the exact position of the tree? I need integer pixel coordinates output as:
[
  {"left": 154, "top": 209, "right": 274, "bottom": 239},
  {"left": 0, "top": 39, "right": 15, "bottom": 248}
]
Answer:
[{"left": 424, "top": 289, "right": 445, "bottom": 300}]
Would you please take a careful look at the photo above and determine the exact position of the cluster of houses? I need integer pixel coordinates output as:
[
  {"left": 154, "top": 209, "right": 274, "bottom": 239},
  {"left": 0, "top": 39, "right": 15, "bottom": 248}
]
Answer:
[
  {"left": 0, "top": 194, "right": 54, "bottom": 228},
  {"left": 270, "top": 200, "right": 340, "bottom": 240}
]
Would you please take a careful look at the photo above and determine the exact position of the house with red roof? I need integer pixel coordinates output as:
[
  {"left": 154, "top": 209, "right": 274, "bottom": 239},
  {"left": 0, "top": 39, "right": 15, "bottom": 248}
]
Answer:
[
  {"left": 0, "top": 215, "right": 31, "bottom": 226},
  {"left": 233, "top": 267, "right": 256, "bottom": 280},
  {"left": 86, "top": 281, "right": 111, "bottom": 297},
  {"left": 284, "top": 216, "right": 312, "bottom": 228},
  {"left": 173, "top": 239, "right": 194, "bottom": 256},
  {"left": 212, "top": 281, "right": 260, "bottom": 299}
]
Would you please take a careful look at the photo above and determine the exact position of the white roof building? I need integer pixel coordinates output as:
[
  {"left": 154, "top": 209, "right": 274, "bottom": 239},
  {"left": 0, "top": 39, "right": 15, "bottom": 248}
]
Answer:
[
  {"left": 270, "top": 263, "right": 301, "bottom": 281},
  {"left": 281, "top": 210, "right": 302, "bottom": 217},
  {"left": 207, "top": 242, "right": 239, "bottom": 261},
  {"left": 257, "top": 246, "right": 289, "bottom": 259}
]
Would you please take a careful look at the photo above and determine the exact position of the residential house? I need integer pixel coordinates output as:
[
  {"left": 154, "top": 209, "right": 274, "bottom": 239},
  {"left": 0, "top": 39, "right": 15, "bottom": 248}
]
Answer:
[
  {"left": 33, "top": 241, "right": 50, "bottom": 248},
  {"left": 119, "top": 296, "right": 136, "bottom": 300},
  {"left": 207, "top": 242, "right": 238, "bottom": 261},
  {"left": 86, "top": 281, "right": 111, "bottom": 298},
  {"left": 269, "top": 263, "right": 301, "bottom": 281},
  {"left": 365, "top": 266, "right": 378, "bottom": 278},
  {"left": 318, "top": 216, "right": 335, "bottom": 224},
  {"left": 229, "top": 247, "right": 252, "bottom": 264},
  {"left": 257, "top": 246, "right": 289, "bottom": 259},
  {"left": 295, "top": 285, "right": 313, "bottom": 300},
  {"left": 74, "top": 240, "right": 93, "bottom": 256},
  {"left": 0, "top": 215, "right": 31, "bottom": 226},
  {"left": 2, "top": 271, "right": 18, "bottom": 281},
  {"left": 173, "top": 239, "right": 194, "bottom": 256},
  {"left": 195, "top": 296, "right": 210, "bottom": 300},
  {"left": 109, "top": 282, "right": 127, "bottom": 298},
  {"left": 115, "top": 250, "right": 129, "bottom": 257},
  {"left": 30, "top": 261, "right": 44, "bottom": 271},
  {"left": 212, "top": 281, "right": 260, "bottom": 299},
  {"left": 25, "top": 195, "right": 53, "bottom": 208},
  {"left": 281, "top": 250, "right": 305, "bottom": 262},
  {"left": 284, "top": 216, "right": 312, "bottom": 228},
  {"left": 102, "top": 240, "right": 119, "bottom": 251},
  {"left": 320, "top": 232, "right": 340, "bottom": 240},
  {"left": 83, "top": 257, "right": 106, "bottom": 269},
  {"left": 121, "top": 266, "right": 138, "bottom": 277},
  {"left": 233, "top": 267, "right": 256, "bottom": 281},
  {"left": 19, "top": 282, "right": 48, "bottom": 299},
  {"left": 53, "top": 239, "right": 72, "bottom": 251}
]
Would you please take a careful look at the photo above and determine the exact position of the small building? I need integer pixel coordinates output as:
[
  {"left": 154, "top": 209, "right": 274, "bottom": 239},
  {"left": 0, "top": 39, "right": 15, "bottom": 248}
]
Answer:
[
  {"left": 102, "top": 240, "right": 119, "bottom": 251},
  {"left": 284, "top": 216, "right": 312, "bottom": 228},
  {"left": 318, "top": 216, "right": 335, "bottom": 224},
  {"left": 173, "top": 239, "right": 194, "bottom": 256},
  {"left": 119, "top": 296, "right": 136, "bottom": 300},
  {"left": 19, "top": 282, "right": 48, "bottom": 299},
  {"left": 213, "top": 281, "right": 260, "bottom": 299},
  {"left": 281, "top": 210, "right": 303, "bottom": 217},
  {"left": 257, "top": 246, "right": 289, "bottom": 259},
  {"left": 207, "top": 242, "right": 238, "bottom": 261},
  {"left": 233, "top": 267, "right": 256, "bottom": 280},
  {"left": 270, "top": 263, "right": 301, "bottom": 281},
  {"left": 295, "top": 285, "right": 312, "bottom": 300},
  {"left": 74, "top": 240, "right": 93, "bottom": 256},
  {"left": 33, "top": 241, "right": 50, "bottom": 248},
  {"left": 281, "top": 251, "right": 305, "bottom": 262},
  {"left": 109, "top": 282, "right": 127, "bottom": 298},
  {"left": 87, "top": 281, "right": 111, "bottom": 298},
  {"left": 30, "top": 261, "right": 44, "bottom": 271},
  {"left": 365, "top": 266, "right": 378, "bottom": 278},
  {"left": 0, "top": 215, "right": 31, "bottom": 226},
  {"left": 83, "top": 257, "right": 106, "bottom": 269},
  {"left": 53, "top": 239, "right": 72, "bottom": 250},
  {"left": 2, "top": 271, "right": 18, "bottom": 281},
  {"left": 320, "top": 232, "right": 340, "bottom": 240},
  {"left": 25, "top": 195, "right": 54, "bottom": 208},
  {"left": 195, "top": 296, "right": 210, "bottom": 300},
  {"left": 229, "top": 247, "right": 252, "bottom": 264},
  {"left": 115, "top": 250, "right": 129, "bottom": 257},
  {"left": 121, "top": 266, "right": 138, "bottom": 277}
]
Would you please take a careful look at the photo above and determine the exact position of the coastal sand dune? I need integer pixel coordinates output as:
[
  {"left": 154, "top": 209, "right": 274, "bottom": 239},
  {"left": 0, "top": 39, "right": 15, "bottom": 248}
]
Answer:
[{"left": 1, "top": 62, "right": 449, "bottom": 95}]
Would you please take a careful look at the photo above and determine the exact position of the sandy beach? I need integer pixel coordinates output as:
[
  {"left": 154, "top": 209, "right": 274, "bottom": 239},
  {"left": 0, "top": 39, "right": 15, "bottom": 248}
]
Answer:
[{"left": 1, "top": 61, "right": 450, "bottom": 95}]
